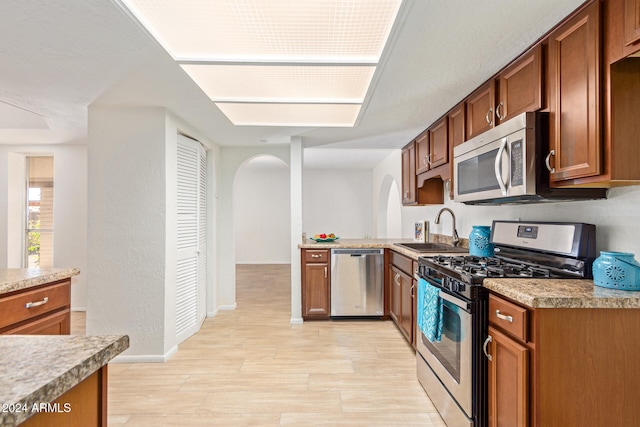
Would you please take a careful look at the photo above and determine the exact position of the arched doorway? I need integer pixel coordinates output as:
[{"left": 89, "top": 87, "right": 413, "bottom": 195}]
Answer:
[
  {"left": 233, "top": 155, "right": 291, "bottom": 263},
  {"left": 377, "top": 174, "right": 402, "bottom": 238}
]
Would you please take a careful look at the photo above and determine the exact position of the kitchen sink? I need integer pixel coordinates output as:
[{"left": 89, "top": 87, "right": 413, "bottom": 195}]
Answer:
[{"left": 393, "top": 242, "right": 468, "bottom": 253}]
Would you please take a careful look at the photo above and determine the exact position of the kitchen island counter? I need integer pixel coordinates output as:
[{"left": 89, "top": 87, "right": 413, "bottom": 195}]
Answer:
[
  {"left": 0, "top": 334, "right": 129, "bottom": 426},
  {"left": 483, "top": 278, "right": 640, "bottom": 309},
  {"left": 0, "top": 268, "right": 80, "bottom": 296}
]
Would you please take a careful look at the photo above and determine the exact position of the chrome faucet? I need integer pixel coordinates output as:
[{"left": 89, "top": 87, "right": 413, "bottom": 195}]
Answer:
[{"left": 434, "top": 207, "right": 460, "bottom": 247}]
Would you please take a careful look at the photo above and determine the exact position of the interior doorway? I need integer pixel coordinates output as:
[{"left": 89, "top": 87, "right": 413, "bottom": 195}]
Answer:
[
  {"left": 377, "top": 174, "right": 402, "bottom": 238},
  {"left": 233, "top": 155, "right": 291, "bottom": 264}
]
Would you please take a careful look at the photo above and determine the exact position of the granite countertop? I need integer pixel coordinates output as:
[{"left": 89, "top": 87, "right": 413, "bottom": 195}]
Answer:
[
  {"left": 0, "top": 334, "right": 129, "bottom": 426},
  {"left": 299, "top": 238, "right": 468, "bottom": 260},
  {"left": 299, "top": 240, "right": 640, "bottom": 310},
  {"left": 483, "top": 278, "right": 640, "bottom": 309},
  {"left": 0, "top": 268, "right": 80, "bottom": 296}
]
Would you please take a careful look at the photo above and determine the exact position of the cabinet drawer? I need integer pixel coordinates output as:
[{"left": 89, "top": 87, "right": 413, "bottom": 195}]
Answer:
[
  {"left": 489, "top": 294, "right": 528, "bottom": 342},
  {"left": 4, "top": 309, "right": 70, "bottom": 335},
  {"left": 391, "top": 251, "right": 413, "bottom": 275},
  {"left": 305, "top": 249, "right": 329, "bottom": 263},
  {"left": 0, "top": 281, "right": 71, "bottom": 330}
]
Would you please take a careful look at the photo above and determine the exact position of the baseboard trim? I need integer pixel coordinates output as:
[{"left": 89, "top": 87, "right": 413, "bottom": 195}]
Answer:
[
  {"left": 218, "top": 303, "right": 237, "bottom": 311},
  {"left": 235, "top": 262, "right": 291, "bottom": 265},
  {"left": 71, "top": 307, "right": 87, "bottom": 312},
  {"left": 111, "top": 345, "right": 178, "bottom": 363},
  {"left": 290, "top": 317, "right": 304, "bottom": 325}
]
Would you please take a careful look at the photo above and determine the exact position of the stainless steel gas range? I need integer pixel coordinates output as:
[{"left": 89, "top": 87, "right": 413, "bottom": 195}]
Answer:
[{"left": 415, "top": 220, "right": 597, "bottom": 427}]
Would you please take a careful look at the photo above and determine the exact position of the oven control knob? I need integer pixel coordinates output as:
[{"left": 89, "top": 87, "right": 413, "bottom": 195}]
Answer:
[
  {"left": 449, "top": 279, "right": 459, "bottom": 292},
  {"left": 458, "top": 282, "right": 466, "bottom": 292}
]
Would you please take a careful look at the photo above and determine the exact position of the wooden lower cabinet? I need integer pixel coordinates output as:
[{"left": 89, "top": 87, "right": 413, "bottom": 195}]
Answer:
[
  {"left": 301, "top": 249, "right": 330, "bottom": 319},
  {"left": 389, "top": 265, "right": 414, "bottom": 343},
  {"left": 0, "top": 279, "right": 71, "bottom": 335},
  {"left": 389, "top": 252, "right": 416, "bottom": 346},
  {"left": 21, "top": 367, "right": 108, "bottom": 427},
  {"left": 487, "top": 326, "right": 529, "bottom": 427},
  {"left": 487, "top": 292, "right": 640, "bottom": 426},
  {"left": 4, "top": 309, "right": 70, "bottom": 335}
]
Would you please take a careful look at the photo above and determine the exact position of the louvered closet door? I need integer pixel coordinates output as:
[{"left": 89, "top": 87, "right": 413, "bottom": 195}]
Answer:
[{"left": 176, "top": 134, "right": 207, "bottom": 343}]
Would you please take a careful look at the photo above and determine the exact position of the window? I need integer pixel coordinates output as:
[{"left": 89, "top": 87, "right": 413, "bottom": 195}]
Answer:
[{"left": 25, "top": 156, "right": 54, "bottom": 268}]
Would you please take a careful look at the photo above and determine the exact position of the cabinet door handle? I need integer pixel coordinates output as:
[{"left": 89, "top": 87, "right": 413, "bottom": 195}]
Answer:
[
  {"left": 311, "top": 254, "right": 322, "bottom": 258},
  {"left": 483, "top": 335, "right": 493, "bottom": 361},
  {"left": 495, "top": 310, "right": 513, "bottom": 323},
  {"left": 423, "top": 156, "right": 428, "bottom": 166},
  {"left": 410, "top": 283, "right": 415, "bottom": 298},
  {"left": 545, "top": 150, "right": 556, "bottom": 173},
  {"left": 25, "top": 297, "right": 49, "bottom": 309},
  {"left": 485, "top": 108, "right": 493, "bottom": 126},
  {"left": 324, "top": 266, "right": 327, "bottom": 279},
  {"left": 394, "top": 273, "right": 400, "bottom": 285},
  {"left": 496, "top": 102, "right": 505, "bottom": 120}
]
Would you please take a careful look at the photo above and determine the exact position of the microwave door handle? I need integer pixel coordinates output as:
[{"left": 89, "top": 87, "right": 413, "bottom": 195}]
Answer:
[{"left": 494, "top": 137, "right": 508, "bottom": 196}]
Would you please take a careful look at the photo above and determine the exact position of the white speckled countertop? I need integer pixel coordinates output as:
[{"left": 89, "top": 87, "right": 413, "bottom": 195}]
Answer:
[
  {"left": 483, "top": 278, "right": 640, "bottom": 309},
  {"left": 0, "top": 268, "right": 80, "bottom": 296},
  {"left": 0, "top": 334, "right": 129, "bottom": 426}
]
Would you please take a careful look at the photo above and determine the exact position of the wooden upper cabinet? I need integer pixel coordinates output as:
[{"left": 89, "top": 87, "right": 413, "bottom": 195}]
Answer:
[
  {"left": 625, "top": 0, "right": 640, "bottom": 46},
  {"left": 447, "top": 103, "right": 465, "bottom": 198},
  {"left": 401, "top": 141, "right": 417, "bottom": 204},
  {"left": 416, "top": 118, "right": 447, "bottom": 175},
  {"left": 547, "top": 0, "right": 602, "bottom": 183},
  {"left": 448, "top": 103, "right": 466, "bottom": 149},
  {"left": 415, "top": 131, "right": 430, "bottom": 175},
  {"left": 465, "top": 80, "right": 496, "bottom": 140},
  {"left": 428, "top": 117, "right": 448, "bottom": 169},
  {"left": 496, "top": 44, "right": 543, "bottom": 125}
]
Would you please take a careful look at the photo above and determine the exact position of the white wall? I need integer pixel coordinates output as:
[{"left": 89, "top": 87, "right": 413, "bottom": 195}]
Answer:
[
  {"left": 0, "top": 144, "right": 87, "bottom": 309},
  {"left": 373, "top": 150, "right": 640, "bottom": 257},
  {"left": 87, "top": 106, "right": 169, "bottom": 359},
  {"left": 86, "top": 106, "right": 218, "bottom": 361},
  {"left": 303, "top": 168, "right": 373, "bottom": 239},
  {"left": 234, "top": 156, "right": 290, "bottom": 264}
]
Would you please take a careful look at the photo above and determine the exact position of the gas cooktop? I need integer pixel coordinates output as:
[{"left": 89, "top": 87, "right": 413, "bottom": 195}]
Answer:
[
  {"left": 424, "top": 254, "right": 570, "bottom": 279},
  {"left": 417, "top": 220, "right": 597, "bottom": 295}
]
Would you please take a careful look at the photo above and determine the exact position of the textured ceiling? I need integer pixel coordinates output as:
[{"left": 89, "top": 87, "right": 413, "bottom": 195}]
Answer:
[{"left": 0, "top": 0, "right": 587, "bottom": 158}]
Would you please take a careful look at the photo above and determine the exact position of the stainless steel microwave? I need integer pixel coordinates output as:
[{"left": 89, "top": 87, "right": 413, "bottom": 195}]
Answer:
[{"left": 453, "top": 111, "right": 606, "bottom": 205}]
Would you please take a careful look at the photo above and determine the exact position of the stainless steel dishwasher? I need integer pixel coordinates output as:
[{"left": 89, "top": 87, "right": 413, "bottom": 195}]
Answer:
[{"left": 330, "top": 248, "right": 384, "bottom": 317}]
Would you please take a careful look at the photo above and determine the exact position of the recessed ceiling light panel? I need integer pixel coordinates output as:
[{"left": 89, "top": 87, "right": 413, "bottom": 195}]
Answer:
[
  {"left": 215, "top": 103, "right": 361, "bottom": 127},
  {"left": 118, "top": 0, "right": 404, "bottom": 128},
  {"left": 180, "top": 64, "right": 376, "bottom": 102},
  {"left": 120, "top": 0, "right": 403, "bottom": 62}
]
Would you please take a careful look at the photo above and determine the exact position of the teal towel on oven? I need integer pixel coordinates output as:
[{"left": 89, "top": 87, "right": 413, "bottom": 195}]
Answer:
[{"left": 417, "top": 278, "right": 443, "bottom": 343}]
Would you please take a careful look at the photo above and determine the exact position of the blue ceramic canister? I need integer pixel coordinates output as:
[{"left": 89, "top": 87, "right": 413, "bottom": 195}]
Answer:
[
  {"left": 469, "top": 225, "right": 494, "bottom": 257},
  {"left": 592, "top": 251, "right": 640, "bottom": 291}
]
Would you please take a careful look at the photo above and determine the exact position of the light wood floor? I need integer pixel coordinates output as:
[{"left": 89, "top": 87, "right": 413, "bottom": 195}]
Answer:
[{"left": 72, "top": 264, "right": 445, "bottom": 426}]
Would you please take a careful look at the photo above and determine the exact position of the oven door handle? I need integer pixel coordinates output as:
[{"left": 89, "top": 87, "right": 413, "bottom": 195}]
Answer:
[{"left": 438, "top": 290, "right": 469, "bottom": 311}]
